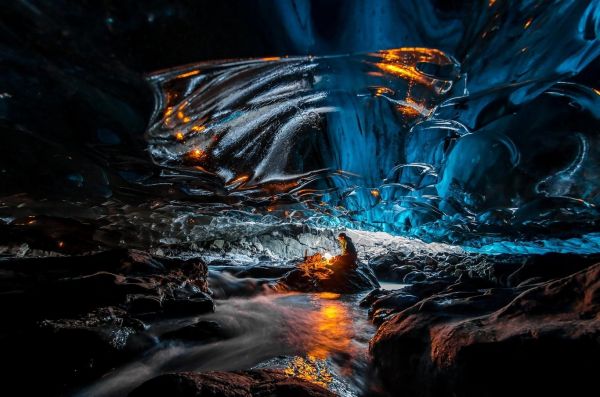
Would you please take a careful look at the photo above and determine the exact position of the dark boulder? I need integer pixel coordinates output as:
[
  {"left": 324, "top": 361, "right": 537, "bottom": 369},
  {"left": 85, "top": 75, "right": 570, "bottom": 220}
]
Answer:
[
  {"left": 276, "top": 263, "right": 379, "bottom": 293},
  {"left": 162, "top": 320, "right": 227, "bottom": 343},
  {"left": 402, "top": 271, "right": 427, "bottom": 283},
  {"left": 129, "top": 369, "right": 336, "bottom": 397},
  {"left": 370, "top": 262, "right": 600, "bottom": 397}
]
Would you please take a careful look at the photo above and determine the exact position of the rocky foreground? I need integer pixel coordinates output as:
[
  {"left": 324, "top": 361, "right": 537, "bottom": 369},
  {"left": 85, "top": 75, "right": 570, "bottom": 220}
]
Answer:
[
  {"left": 0, "top": 248, "right": 355, "bottom": 396},
  {"left": 1, "top": 246, "right": 599, "bottom": 396},
  {"left": 365, "top": 252, "right": 600, "bottom": 397}
]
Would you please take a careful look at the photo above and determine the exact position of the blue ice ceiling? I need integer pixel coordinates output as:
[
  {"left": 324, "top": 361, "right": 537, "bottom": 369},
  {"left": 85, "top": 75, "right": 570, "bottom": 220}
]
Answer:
[{"left": 145, "top": 0, "right": 600, "bottom": 250}]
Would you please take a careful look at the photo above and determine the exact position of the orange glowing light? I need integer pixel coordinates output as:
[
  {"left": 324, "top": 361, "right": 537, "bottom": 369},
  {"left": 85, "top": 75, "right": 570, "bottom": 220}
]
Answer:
[
  {"left": 283, "top": 356, "right": 334, "bottom": 388},
  {"left": 375, "top": 62, "right": 426, "bottom": 84},
  {"left": 183, "top": 116, "right": 191, "bottom": 123},
  {"left": 489, "top": 0, "right": 496, "bottom": 6},
  {"left": 372, "top": 48, "right": 453, "bottom": 90},
  {"left": 57, "top": 241, "right": 64, "bottom": 248},
  {"left": 307, "top": 299, "right": 352, "bottom": 359},
  {"left": 174, "top": 131, "right": 184, "bottom": 141},
  {"left": 191, "top": 125, "right": 206, "bottom": 133},
  {"left": 261, "top": 57, "right": 281, "bottom": 61},
  {"left": 396, "top": 97, "right": 429, "bottom": 118},
  {"left": 252, "top": 180, "right": 299, "bottom": 194},
  {"left": 370, "top": 189, "right": 380, "bottom": 198},
  {"left": 185, "top": 148, "right": 206, "bottom": 162},
  {"left": 226, "top": 174, "right": 249, "bottom": 186},
  {"left": 318, "top": 292, "right": 341, "bottom": 300},
  {"left": 298, "top": 253, "right": 334, "bottom": 281},
  {"left": 176, "top": 70, "right": 201, "bottom": 79},
  {"left": 177, "top": 111, "right": 185, "bottom": 120},
  {"left": 374, "top": 87, "right": 394, "bottom": 96},
  {"left": 524, "top": 18, "right": 533, "bottom": 29},
  {"left": 593, "top": 88, "right": 600, "bottom": 96}
]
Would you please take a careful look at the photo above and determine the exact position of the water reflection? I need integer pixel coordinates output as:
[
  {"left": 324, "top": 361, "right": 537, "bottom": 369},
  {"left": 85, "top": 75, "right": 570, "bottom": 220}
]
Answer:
[
  {"left": 77, "top": 288, "right": 374, "bottom": 397},
  {"left": 282, "top": 291, "right": 366, "bottom": 391}
]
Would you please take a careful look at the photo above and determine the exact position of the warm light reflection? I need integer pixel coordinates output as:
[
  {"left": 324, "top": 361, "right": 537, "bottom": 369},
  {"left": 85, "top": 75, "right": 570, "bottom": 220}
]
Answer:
[
  {"left": 261, "top": 56, "right": 282, "bottom": 61},
  {"left": 226, "top": 174, "right": 249, "bottom": 186},
  {"left": 373, "top": 86, "right": 394, "bottom": 96},
  {"left": 372, "top": 48, "right": 453, "bottom": 90},
  {"left": 298, "top": 253, "right": 334, "bottom": 281},
  {"left": 185, "top": 148, "right": 205, "bottom": 162},
  {"left": 283, "top": 356, "right": 333, "bottom": 388},
  {"left": 284, "top": 294, "right": 353, "bottom": 387},
  {"left": 397, "top": 96, "right": 430, "bottom": 117},
  {"left": 176, "top": 70, "right": 201, "bottom": 79},
  {"left": 524, "top": 18, "right": 533, "bottom": 29},
  {"left": 309, "top": 296, "right": 352, "bottom": 358},
  {"left": 174, "top": 131, "right": 184, "bottom": 141},
  {"left": 191, "top": 125, "right": 206, "bottom": 133}
]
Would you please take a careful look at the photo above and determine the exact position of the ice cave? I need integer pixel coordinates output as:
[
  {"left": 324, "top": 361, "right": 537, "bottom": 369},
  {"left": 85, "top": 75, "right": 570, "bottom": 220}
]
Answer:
[{"left": 1, "top": 1, "right": 599, "bottom": 396}]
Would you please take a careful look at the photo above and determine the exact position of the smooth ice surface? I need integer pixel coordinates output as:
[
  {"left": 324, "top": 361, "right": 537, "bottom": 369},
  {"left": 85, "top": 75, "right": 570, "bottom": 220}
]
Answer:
[
  {"left": 3, "top": 1, "right": 599, "bottom": 254},
  {"left": 147, "top": 41, "right": 600, "bottom": 250}
]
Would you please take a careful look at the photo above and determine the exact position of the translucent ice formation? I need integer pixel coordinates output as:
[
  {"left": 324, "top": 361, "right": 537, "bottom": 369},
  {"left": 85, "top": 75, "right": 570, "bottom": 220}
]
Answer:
[{"left": 147, "top": 43, "right": 600, "bottom": 247}]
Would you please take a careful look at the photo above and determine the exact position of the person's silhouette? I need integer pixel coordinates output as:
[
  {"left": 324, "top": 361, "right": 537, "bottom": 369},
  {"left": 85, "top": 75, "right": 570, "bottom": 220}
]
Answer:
[{"left": 335, "top": 232, "right": 358, "bottom": 270}]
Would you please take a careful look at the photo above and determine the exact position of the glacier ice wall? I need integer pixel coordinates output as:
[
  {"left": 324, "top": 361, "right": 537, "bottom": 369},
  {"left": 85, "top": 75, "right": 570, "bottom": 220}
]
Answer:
[
  {"left": 147, "top": 33, "right": 600, "bottom": 248},
  {"left": 1, "top": 0, "right": 599, "bottom": 253}
]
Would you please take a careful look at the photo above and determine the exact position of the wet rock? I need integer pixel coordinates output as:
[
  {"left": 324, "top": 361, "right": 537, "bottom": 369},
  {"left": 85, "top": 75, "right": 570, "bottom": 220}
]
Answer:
[
  {"left": 208, "top": 270, "right": 273, "bottom": 299},
  {"left": 0, "top": 248, "right": 212, "bottom": 318},
  {"left": 402, "top": 271, "right": 427, "bottom": 283},
  {"left": 505, "top": 253, "right": 600, "bottom": 287},
  {"left": 393, "top": 264, "right": 417, "bottom": 280},
  {"left": 162, "top": 320, "right": 227, "bottom": 343},
  {"left": 368, "top": 254, "right": 402, "bottom": 279},
  {"left": 6, "top": 307, "right": 155, "bottom": 394},
  {"left": 368, "top": 293, "right": 420, "bottom": 323},
  {"left": 232, "top": 265, "right": 295, "bottom": 278},
  {"left": 359, "top": 288, "right": 388, "bottom": 307},
  {"left": 276, "top": 263, "right": 379, "bottom": 293},
  {"left": 126, "top": 294, "right": 163, "bottom": 314},
  {"left": 162, "top": 292, "right": 215, "bottom": 316},
  {"left": 0, "top": 249, "right": 213, "bottom": 394},
  {"left": 129, "top": 369, "right": 336, "bottom": 397},
  {"left": 370, "top": 262, "right": 600, "bottom": 397}
]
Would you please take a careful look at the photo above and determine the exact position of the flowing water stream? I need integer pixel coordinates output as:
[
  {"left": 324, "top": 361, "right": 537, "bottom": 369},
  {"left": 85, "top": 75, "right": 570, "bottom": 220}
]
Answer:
[{"left": 76, "top": 270, "right": 389, "bottom": 397}]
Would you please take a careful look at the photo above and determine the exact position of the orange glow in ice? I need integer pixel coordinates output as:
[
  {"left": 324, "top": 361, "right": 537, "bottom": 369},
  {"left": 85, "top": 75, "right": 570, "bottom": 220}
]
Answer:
[
  {"left": 176, "top": 70, "right": 201, "bottom": 79},
  {"left": 174, "top": 131, "right": 184, "bottom": 141},
  {"left": 191, "top": 125, "right": 206, "bottom": 133},
  {"left": 226, "top": 174, "right": 249, "bottom": 186},
  {"left": 524, "top": 18, "right": 533, "bottom": 29},
  {"left": 186, "top": 148, "right": 205, "bottom": 162},
  {"left": 373, "top": 48, "right": 452, "bottom": 89}
]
